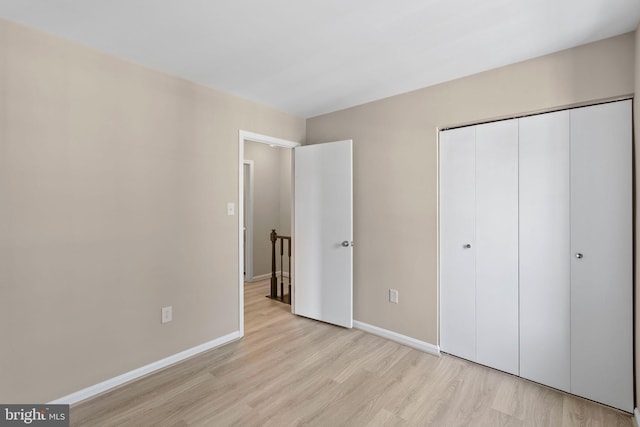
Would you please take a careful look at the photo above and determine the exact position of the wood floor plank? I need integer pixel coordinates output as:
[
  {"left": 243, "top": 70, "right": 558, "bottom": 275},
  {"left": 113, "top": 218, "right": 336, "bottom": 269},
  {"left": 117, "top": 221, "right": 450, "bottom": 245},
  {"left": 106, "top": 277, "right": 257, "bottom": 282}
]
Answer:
[
  {"left": 366, "top": 408, "right": 409, "bottom": 427},
  {"left": 394, "top": 355, "right": 468, "bottom": 424},
  {"left": 476, "top": 408, "right": 524, "bottom": 427},
  {"left": 426, "top": 359, "right": 502, "bottom": 426},
  {"left": 70, "top": 279, "right": 634, "bottom": 426},
  {"left": 562, "top": 394, "right": 632, "bottom": 427}
]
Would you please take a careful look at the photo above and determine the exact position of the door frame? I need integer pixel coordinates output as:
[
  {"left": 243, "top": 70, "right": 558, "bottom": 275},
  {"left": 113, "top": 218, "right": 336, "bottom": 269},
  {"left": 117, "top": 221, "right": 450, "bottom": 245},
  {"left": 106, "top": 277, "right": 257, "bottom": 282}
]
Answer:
[
  {"left": 238, "top": 130, "right": 300, "bottom": 337},
  {"left": 243, "top": 160, "right": 254, "bottom": 281}
]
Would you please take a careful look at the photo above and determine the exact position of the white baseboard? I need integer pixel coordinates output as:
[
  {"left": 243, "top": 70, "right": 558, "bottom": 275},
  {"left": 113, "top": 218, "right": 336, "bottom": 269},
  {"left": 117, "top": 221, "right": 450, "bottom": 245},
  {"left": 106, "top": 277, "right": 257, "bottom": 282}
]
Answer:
[
  {"left": 50, "top": 330, "right": 242, "bottom": 405},
  {"left": 353, "top": 320, "right": 440, "bottom": 356},
  {"left": 634, "top": 408, "right": 640, "bottom": 427},
  {"left": 250, "top": 271, "right": 289, "bottom": 281}
]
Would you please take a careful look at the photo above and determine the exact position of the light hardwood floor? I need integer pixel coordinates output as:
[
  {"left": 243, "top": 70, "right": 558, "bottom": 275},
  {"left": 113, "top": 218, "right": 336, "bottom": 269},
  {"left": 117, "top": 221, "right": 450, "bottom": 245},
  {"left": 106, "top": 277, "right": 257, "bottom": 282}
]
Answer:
[{"left": 71, "top": 279, "right": 633, "bottom": 426}]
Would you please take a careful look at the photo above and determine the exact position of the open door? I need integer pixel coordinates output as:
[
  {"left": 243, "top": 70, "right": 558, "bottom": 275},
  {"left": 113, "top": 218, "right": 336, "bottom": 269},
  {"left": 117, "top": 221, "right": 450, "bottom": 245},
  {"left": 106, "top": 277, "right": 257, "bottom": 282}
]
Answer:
[{"left": 294, "top": 140, "right": 353, "bottom": 328}]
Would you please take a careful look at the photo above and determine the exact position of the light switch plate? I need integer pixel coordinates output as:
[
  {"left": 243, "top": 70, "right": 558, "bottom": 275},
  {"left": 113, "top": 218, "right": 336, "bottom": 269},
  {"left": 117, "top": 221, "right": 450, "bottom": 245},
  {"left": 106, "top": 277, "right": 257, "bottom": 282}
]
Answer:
[
  {"left": 389, "top": 289, "right": 399, "bottom": 304},
  {"left": 162, "top": 306, "right": 172, "bottom": 323},
  {"left": 227, "top": 202, "right": 235, "bottom": 216}
]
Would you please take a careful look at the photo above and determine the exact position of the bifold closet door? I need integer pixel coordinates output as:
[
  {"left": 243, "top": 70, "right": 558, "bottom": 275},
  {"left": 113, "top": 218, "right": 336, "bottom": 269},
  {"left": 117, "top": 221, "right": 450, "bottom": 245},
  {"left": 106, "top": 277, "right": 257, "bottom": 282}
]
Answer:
[
  {"left": 519, "top": 110, "right": 571, "bottom": 392},
  {"left": 570, "top": 100, "right": 633, "bottom": 412},
  {"left": 474, "top": 120, "right": 519, "bottom": 375},
  {"left": 440, "top": 121, "right": 519, "bottom": 375},
  {"left": 439, "top": 126, "right": 476, "bottom": 361}
]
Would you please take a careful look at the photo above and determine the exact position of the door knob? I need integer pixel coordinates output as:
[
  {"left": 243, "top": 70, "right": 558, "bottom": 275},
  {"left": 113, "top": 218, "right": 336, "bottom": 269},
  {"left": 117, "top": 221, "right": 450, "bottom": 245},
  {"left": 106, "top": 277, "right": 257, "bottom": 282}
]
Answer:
[
  {"left": 575, "top": 253, "right": 584, "bottom": 259},
  {"left": 342, "top": 241, "right": 351, "bottom": 247},
  {"left": 463, "top": 244, "right": 471, "bottom": 249}
]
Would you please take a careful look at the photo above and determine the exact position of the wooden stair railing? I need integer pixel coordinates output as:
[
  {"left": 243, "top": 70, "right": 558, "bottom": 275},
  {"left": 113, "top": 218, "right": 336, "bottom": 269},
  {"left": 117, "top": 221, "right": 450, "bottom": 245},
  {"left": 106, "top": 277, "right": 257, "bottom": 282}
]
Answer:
[{"left": 269, "top": 229, "right": 291, "bottom": 304}]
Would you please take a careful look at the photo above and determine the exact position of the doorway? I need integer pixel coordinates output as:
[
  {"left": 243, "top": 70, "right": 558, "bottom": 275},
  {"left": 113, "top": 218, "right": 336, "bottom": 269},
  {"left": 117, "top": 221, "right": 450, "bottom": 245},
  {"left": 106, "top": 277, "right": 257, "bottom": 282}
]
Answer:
[{"left": 238, "top": 131, "right": 300, "bottom": 337}]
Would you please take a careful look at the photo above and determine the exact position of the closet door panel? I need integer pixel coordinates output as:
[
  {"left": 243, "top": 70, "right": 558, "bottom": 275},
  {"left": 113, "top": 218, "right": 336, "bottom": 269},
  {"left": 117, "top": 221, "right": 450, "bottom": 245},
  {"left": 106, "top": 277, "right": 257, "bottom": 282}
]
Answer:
[
  {"left": 519, "top": 111, "right": 571, "bottom": 392},
  {"left": 439, "top": 127, "right": 476, "bottom": 361},
  {"left": 475, "top": 120, "right": 519, "bottom": 375},
  {"left": 570, "top": 100, "right": 633, "bottom": 412}
]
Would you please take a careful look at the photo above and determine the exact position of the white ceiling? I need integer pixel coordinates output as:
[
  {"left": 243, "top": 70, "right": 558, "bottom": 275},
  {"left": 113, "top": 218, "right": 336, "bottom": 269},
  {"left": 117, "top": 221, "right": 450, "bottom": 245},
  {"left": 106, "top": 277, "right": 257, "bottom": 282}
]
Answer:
[{"left": 0, "top": 1, "right": 639, "bottom": 118}]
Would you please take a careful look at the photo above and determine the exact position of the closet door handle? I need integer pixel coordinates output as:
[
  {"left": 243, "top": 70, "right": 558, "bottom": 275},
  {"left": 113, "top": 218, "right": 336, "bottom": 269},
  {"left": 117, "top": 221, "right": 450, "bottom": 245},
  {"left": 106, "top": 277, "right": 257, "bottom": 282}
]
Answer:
[
  {"left": 463, "top": 244, "right": 472, "bottom": 249},
  {"left": 575, "top": 253, "right": 584, "bottom": 259}
]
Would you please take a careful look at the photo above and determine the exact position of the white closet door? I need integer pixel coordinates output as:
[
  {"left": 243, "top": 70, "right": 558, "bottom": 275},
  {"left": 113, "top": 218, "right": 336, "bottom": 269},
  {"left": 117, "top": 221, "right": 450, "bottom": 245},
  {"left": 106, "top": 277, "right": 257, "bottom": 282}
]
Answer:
[
  {"left": 475, "top": 120, "right": 519, "bottom": 375},
  {"left": 519, "top": 111, "right": 571, "bottom": 392},
  {"left": 570, "top": 100, "right": 633, "bottom": 412},
  {"left": 439, "top": 126, "right": 476, "bottom": 361}
]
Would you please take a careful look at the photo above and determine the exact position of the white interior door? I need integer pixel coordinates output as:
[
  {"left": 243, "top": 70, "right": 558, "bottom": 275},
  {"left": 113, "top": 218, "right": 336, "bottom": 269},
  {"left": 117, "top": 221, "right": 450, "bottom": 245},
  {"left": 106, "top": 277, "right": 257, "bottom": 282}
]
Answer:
[
  {"left": 294, "top": 140, "right": 353, "bottom": 328},
  {"left": 474, "top": 119, "right": 519, "bottom": 376},
  {"left": 570, "top": 100, "right": 633, "bottom": 412},
  {"left": 439, "top": 126, "right": 476, "bottom": 361},
  {"left": 519, "top": 110, "right": 571, "bottom": 392}
]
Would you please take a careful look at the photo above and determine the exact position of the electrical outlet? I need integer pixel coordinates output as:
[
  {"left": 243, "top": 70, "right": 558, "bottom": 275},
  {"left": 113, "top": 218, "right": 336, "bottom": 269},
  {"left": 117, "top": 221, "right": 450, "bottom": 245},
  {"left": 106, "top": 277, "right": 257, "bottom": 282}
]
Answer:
[
  {"left": 389, "top": 289, "right": 399, "bottom": 304},
  {"left": 161, "top": 306, "right": 172, "bottom": 324}
]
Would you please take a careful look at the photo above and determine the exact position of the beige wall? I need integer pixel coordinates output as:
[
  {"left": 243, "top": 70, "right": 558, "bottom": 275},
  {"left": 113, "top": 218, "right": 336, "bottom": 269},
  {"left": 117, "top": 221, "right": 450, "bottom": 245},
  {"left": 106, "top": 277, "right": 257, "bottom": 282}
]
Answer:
[
  {"left": 0, "top": 19, "right": 305, "bottom": 403},
  {"left": 279, "top": 148, "right": 292, "bottom": 237},
  {"left": 244, "top": 141, "right": 291, "bottom": 277},
  {"left": 306, "top": 33, "right": 635, "bottom": 346}
]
